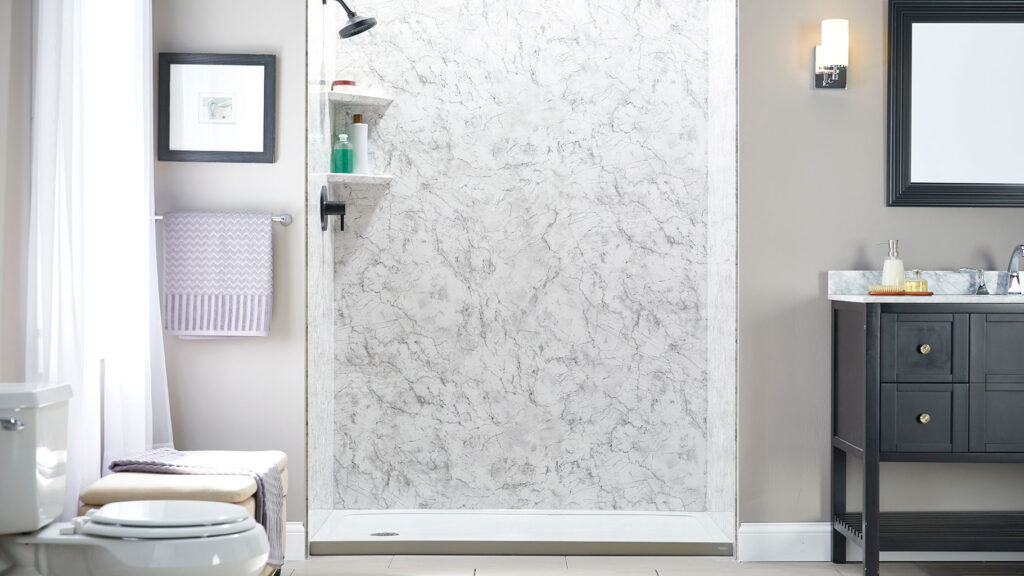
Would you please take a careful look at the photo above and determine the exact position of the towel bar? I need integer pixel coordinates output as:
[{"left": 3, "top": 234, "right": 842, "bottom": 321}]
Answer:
[{"left": 154, "top": 213, "right": 292, "bottom": 226}]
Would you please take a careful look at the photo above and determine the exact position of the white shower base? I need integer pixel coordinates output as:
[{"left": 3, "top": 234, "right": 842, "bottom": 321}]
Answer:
[{"left": 309, "top": 510, "right": 733, "bottom": 556}]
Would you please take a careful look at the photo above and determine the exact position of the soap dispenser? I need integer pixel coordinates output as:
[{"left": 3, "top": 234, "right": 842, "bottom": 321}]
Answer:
[
  {"left": 881, "top": 240, "right": 905, "bottom": 290},
  {"left": 332, "top": 134, "right": 353, "bottom": 174}
]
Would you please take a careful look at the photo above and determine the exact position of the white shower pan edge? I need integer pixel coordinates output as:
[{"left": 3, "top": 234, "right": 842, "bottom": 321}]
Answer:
[{"left": 309, "top": 510, "right": 733, "bottom": 556}]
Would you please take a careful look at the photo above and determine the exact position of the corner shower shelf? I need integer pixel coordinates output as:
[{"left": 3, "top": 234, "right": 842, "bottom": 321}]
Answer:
[
  {"left": 318, "top": 90, "right": 393, "bottom": 110},
  {"left": 315, "top": 173, "right": 394, "bottom": 186}
]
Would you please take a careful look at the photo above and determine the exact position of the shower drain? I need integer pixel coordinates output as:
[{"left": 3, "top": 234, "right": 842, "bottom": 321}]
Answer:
[{"left": 370, "top": 532, "right": 399, "bottom": 537}]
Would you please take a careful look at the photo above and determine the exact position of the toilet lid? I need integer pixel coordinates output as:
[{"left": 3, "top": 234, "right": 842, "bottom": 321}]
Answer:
[
  {"left": 79, "top": 500, "right": 256, "bottom": 539},
  {"left": 91, "top": 500, "right": 250, "bottom": 527}
]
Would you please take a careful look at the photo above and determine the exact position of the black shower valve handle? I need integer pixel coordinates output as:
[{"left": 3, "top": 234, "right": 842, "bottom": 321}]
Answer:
[{"left": 319, "top": 185, "right": 347, "bottom": 232}]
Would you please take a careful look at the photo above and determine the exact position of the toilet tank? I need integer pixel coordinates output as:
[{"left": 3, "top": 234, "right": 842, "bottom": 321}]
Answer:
[{"left": 0, "top": 383, "right": 71, "bottom": 535}]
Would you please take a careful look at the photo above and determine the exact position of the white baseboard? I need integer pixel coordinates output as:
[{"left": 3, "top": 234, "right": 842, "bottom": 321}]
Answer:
[
  {"left": 738, "top": 522, "right": 1024, "bottom": 563},
  {"left": 737, "top": 522, "right": 831, "bottom": 562},
  {"left": 286, "top": 522, "right": 306, "bottom": 561}
]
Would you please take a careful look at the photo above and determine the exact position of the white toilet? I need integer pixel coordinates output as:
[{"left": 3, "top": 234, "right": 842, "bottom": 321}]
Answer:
[{"left": 0, "top": 383, "right": 270, "bottom": 576}]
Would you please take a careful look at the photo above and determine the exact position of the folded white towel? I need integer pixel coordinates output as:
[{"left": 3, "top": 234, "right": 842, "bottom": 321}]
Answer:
[
  {"left": 109, "top": 448, "right": 285, "bottom": 569},
  {"left": 162, "top": 211, "right": 273, "bottom": 337}
]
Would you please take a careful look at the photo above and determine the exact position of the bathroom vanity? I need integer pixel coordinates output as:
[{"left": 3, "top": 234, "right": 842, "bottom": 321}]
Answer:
[{"left": 830, "top": 291, "right": 1024, "bottom": 576}]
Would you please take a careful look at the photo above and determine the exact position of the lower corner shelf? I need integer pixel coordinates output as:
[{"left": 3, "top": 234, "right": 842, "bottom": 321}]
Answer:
[
  {"left": 834, "top": 511, "right": 1024, "bottom": 552},
  {"left": 314, "top": 173, "right": 394, "bottom": 185}
]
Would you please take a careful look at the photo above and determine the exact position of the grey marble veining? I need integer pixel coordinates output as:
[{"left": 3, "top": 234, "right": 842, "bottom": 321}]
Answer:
[
  {"left": 328, "top": 0, "right": 714, "bottom": 511},
  {"left": 828, "top": 270, "right": 1010, "bottom": 296}
]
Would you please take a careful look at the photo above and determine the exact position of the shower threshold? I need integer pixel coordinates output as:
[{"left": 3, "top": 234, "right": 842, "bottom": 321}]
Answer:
[{"left": 309, "top": 510, "right": 733, "bottom": 556}]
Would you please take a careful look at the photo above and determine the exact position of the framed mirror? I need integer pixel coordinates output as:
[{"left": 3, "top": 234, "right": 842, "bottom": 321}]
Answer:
[{"left": 889, "top": 1, "right": 1024, "bottom": 206}]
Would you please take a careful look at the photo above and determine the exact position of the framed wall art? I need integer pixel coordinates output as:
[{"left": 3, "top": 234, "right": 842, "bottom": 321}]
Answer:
[{"left": 157, "top": 53, "right": 276, "bottom": 163}]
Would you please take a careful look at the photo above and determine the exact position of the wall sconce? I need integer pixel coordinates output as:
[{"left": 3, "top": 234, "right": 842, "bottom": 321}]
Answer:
[{"left": 815, "top": 19, "right": 848, "bottom": 89}]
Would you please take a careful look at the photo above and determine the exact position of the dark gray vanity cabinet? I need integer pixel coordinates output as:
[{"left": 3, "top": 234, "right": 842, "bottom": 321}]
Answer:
[{"left": 831, "top": 302, "right": 1024, "bottom": 576}]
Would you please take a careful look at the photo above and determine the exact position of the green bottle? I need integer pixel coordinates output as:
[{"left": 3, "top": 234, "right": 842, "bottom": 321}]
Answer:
[{"left": 332, "top": 134, "right": 354, "bottom": 174}]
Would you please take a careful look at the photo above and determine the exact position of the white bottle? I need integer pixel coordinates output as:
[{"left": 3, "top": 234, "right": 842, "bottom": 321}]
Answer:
[
  {"left": 350, "top": 113, "right": 369, "bottom": 174},
  {"left": 881, "top": 239, "right": 905, "bottom": 290}
]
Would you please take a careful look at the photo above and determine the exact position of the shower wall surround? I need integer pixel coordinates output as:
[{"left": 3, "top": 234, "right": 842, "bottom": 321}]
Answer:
[
  {"left": 312, "top": 0, "right": 734, "bottom": 515},
  {"left": 306, "top": 2, "right": 336, "bottom": 538}
]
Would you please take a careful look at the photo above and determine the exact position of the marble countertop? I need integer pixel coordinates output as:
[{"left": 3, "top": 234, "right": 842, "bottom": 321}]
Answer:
[
  {"left": 828, "top": 270, "right": 1021, "bottom": 304},
  {"left": 828, "top": 271, "right": 1024, "bottom": 303},
  {"left": 830, "top": 294, "right": 1024, "bottom": 304}
]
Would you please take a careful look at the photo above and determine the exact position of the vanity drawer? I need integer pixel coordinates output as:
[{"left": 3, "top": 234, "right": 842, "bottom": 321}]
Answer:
[
  {"left": 881, "top": 383, "right": 968, "bottom": 453},
  {"left": 881, "top": 313, "right": 968, "bottom": 383}
]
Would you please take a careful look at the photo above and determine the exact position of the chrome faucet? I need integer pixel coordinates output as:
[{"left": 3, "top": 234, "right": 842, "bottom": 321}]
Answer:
[{"left": 1009, "top": 245, "right": 1024, "bottom": 294}]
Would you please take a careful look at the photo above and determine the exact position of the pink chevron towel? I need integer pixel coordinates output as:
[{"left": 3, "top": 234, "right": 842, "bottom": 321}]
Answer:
[{"left": 162, "top": 211, "right": 273, "bottom": 337}]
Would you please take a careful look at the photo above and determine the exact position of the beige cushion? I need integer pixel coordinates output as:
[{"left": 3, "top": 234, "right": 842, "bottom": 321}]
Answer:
[
  {"left": 80, "top": 496, "right": 256, "bottom": 517},
  {"left": 80, "top": 473, "right": 256, "bottom": 505},
  {"left": 79, "top": 451, "right": 289, "bottom": 506}
]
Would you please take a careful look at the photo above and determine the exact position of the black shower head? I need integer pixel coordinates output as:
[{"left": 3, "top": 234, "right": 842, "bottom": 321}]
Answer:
[
  {"left": 326, "top": 0, "right": 377, "bottom": 39},
  {"left": 340, "top": 13, "right": 377, "bottom": 38}
]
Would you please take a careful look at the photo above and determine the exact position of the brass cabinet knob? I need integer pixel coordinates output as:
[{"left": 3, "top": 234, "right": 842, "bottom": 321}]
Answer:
[
  {"left": 919, "top": 344, "right": 932, "bottom": 355},
  {"left": 918, "top": 413, "right": 932, "bottom": 424}
]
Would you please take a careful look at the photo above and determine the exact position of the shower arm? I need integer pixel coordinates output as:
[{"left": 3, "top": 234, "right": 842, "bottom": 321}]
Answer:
[{"left": 324, "top": 0, "right": 358, "bottom": 19}]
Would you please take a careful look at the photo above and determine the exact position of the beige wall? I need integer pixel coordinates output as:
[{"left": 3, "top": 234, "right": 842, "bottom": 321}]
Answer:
[
  {"left": 0, "top": 0, "right": 30, "bottom": 382},
  {"left": 738, "top": 0, "right": 1024, "bottom": 523},
  {"left": 152, "top": 0, "right": 306, "bottom": 522}
]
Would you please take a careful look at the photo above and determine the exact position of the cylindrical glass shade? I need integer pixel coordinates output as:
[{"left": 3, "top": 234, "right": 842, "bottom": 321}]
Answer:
[{"left": 820, "top": 19, "right": 849, "bottom": 67}]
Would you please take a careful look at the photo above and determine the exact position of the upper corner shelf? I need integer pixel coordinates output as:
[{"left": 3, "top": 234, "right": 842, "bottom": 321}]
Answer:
[{"left": 318, "top": 90, "right": 393, "bottom": 110}]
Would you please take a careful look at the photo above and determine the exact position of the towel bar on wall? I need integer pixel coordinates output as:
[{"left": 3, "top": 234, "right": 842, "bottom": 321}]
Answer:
[{"left": 153, "top": 213, "right": 293, "bottom": 226}]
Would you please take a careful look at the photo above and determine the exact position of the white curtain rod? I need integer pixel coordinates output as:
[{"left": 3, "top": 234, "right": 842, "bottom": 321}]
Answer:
[{"left": 153, "top": 213, "right": 293, "bottom": 226}]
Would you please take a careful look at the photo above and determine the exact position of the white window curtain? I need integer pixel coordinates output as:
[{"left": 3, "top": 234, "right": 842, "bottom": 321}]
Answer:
[{"left": 26, "top": 0, "right": 173, "bottom": 519}]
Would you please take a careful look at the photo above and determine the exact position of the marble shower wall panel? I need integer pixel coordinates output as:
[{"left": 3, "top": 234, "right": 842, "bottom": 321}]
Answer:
[
  {"left": 307, "top": 0, "right": 336, "bottom": 536},
  {"left": 706, "top": 0, "right": 737, "bottom": 537},
  {"left": 331, "top": 0, "right": 711, "bottom": 510}
]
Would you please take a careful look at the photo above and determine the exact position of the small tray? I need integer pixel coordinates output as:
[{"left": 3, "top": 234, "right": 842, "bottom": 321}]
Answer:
[{"left": 868, "top": 291, "right": 934, "bottom": 296}]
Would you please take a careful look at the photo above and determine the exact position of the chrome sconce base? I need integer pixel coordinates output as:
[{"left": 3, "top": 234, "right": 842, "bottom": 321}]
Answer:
[{"left": 815, "top": 65, "right": 847, "bottom": 89}]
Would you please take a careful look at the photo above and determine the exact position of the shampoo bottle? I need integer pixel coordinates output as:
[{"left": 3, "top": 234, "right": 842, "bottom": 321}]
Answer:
[
  {"left": 350, "top": 113, "right": 369, "bottom": 174},
  {"left": 881, "top": 239, "right": 905, "bottom": 290}
]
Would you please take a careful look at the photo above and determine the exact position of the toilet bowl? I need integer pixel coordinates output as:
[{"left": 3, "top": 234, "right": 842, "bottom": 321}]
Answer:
[
  {"left": 1, "top": 500, "right": 269, "bottom": 576},
  {"left": 0, "top": 383, "right": 270, "bottom": 576}
]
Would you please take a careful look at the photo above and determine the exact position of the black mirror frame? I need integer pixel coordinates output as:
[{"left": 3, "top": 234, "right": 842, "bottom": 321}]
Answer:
[{"left": 888, "top": 0, "right": 1024, "bottom": 207}]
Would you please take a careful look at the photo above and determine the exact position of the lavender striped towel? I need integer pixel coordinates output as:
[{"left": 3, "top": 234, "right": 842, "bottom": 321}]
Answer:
[{"left": 162, "top": 211, "right": 273, "bottom": 337}]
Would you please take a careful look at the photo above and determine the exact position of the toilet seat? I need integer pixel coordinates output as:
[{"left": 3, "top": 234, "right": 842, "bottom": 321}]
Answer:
[{"left": 75, "top": 500, "right": 257, "bottom": 539}]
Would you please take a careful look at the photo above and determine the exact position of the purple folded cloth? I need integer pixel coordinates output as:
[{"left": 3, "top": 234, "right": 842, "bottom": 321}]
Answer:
[{"left": 162, "top": 211, "right": 273, "bottom": 337}]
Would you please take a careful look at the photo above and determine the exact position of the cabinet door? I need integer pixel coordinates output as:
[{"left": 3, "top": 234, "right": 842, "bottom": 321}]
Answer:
[
  {"left": 881, "top": 313, "right": 968, "bottom": 383},
  {"left": 970, "top": 314, "right": 1024, "bottom": 452},
  {"left": 881, "top": 383, "right": 968, "bottom": 452}
]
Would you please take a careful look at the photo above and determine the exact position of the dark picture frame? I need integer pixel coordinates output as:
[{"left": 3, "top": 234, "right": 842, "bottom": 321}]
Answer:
[
  {"left": 888, "top": 1, "right": 1024, "bottom": 206},
  {"left": 158, "top": 53, "right": 276, "bottom": 163}
]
